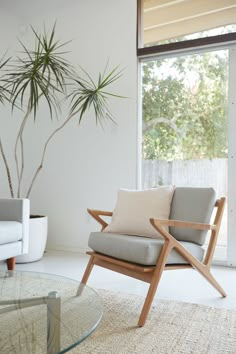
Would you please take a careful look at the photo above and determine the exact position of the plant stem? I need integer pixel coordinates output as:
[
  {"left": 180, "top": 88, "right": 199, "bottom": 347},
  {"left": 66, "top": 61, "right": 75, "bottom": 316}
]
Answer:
[
  {"left": 0, "top": 137, "right": 14, "bottom": 198},
  {"left": 14, "top": 107, "right": 31, "bottom": 197},
  {"left": 26, "top": 112, "right": 76, "bottom": 198},
  {"left": 17, "top": 133, "right": 25, "bottom": 198}
]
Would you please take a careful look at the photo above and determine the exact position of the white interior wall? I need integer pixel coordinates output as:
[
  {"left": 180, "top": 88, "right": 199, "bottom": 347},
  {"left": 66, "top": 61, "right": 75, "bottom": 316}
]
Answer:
[{"left": 0, "top": 0, "right": 137, "bottom": 251}]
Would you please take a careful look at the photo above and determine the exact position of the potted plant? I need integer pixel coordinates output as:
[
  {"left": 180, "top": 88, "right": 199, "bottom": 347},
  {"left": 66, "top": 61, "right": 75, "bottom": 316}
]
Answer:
[{"left": 0, "top": 24, "right": 122, "bottom": 262}]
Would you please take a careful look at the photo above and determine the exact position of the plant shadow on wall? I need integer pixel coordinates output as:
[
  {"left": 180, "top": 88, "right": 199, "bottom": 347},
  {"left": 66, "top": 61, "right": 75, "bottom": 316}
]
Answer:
[{"left": 0, "top": 24, "right": 123, "bottom": 199}]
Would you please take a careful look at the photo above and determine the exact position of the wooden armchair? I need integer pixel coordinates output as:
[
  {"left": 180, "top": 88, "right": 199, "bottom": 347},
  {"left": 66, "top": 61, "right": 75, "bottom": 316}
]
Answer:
[{"left": 81, "top": 187, "right": 226, "bottom": 327}]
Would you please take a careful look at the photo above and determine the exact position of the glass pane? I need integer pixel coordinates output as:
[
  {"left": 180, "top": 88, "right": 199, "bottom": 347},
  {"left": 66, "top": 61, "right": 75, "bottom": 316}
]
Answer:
[{"left": 141, "top": 49, "right": 228, "bottom": 260}]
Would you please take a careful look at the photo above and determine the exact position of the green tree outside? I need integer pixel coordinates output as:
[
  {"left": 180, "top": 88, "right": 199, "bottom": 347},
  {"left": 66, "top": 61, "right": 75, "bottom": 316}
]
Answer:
[{"left": 142, "top": 50, "right": 228, "bottom": 161}]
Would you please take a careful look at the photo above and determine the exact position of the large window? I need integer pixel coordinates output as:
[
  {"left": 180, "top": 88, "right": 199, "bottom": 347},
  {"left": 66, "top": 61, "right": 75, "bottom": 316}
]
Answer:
[
  {"left": 141, "top": 48, "right": 228, "bottom": 262},
  {"left": 137, "top": 0, "right": 236, "bottom": 266}
]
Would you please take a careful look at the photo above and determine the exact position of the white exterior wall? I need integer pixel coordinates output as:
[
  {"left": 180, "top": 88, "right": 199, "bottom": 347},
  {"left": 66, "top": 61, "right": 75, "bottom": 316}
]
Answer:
[{"left": 0, "top": 0, "right": 137, "bottom": 252}]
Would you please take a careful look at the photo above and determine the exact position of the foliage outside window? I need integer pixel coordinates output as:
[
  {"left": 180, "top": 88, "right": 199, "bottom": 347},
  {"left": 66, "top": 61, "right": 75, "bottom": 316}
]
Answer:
[{"left": 142, "top": 50, "right": 228, "bottom": 161}]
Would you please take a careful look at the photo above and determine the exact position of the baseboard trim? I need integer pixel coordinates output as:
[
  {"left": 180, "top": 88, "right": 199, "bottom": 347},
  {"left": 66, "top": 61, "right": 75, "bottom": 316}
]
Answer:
[{"left": 45, "top": 245, "right": 90, "bottom": 255}]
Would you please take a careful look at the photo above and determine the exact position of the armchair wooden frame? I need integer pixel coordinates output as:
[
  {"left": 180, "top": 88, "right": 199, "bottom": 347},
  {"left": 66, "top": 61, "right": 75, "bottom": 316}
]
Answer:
[{"left": 81, "top": 197, "right": 226, "bottom": 327}]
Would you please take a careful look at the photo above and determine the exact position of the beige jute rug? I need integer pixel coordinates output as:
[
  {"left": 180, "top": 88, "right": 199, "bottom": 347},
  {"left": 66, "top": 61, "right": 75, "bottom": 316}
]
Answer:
[{"left": 72, "top": 289, "right": 236, "bottom": 354}]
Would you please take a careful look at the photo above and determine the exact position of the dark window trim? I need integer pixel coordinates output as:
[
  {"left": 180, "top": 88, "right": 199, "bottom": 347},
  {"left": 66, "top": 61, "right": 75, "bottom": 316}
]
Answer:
[
  {"left": 137, "top": 0, "right": 236, "bottom": 57},
  {"left": 138, "top": 33, "right": 236, "bottom": 57}
]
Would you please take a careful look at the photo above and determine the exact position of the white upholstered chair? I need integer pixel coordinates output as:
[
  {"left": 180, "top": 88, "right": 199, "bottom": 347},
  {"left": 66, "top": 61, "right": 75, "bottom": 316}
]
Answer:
[
  {"left": 0, "top": 198, "right": 30, "bottom": 270},
  {"left": 81, "top": 187, "right": 226, "bottom": 326}
]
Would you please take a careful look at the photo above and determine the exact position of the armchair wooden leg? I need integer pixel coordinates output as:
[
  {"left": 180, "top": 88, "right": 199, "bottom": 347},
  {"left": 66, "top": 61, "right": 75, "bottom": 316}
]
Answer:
[
  {"left": 6, "top": 257, "right": 16, "bottom": 271},
  {"left": 77, "top": 255, "right": 95, "bottom": 296},
  {"left": 174, "top": 245, "right": 227, "bottom": 298},
  {"left": 81, "top": 255, "right": 95, "bottom": 285},
  {"left": 196, "top": 265, "right": 227, "bottom": 297},
  {"left": 138, "top": 267, "right": 164, "bottom": 327},
  {"left": 138, "top": 242, "right": 172, "bottom": 327}
]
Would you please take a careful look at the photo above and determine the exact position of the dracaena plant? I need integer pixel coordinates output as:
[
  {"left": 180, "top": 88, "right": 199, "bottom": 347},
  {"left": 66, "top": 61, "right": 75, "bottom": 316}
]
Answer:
[{"left": 0, "top": 24, "right": 122, "bottom": 199}]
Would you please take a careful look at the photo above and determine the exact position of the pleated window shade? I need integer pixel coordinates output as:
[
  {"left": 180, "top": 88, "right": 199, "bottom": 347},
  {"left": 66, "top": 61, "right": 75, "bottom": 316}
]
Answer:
[{"left": 143, "top": 0, "right": 236, "bottom": 46}]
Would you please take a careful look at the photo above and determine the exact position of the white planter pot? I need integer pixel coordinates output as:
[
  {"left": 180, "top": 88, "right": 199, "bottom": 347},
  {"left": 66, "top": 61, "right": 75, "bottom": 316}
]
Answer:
[{"left": 16, "top": 215, "right": 48, "bottom": 263}]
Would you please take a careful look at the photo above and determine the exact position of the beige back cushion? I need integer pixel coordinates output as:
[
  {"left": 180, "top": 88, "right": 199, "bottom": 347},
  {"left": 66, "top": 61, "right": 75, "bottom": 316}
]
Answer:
[{"left": 103, "top": 186, "right": 175, "bottom": 238}]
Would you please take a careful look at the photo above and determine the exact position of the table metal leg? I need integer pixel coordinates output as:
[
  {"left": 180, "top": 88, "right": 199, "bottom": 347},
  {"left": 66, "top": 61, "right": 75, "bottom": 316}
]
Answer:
[
  {"left": 0, "top": 291, "right": 62, "bottom": 354},
  {"left": 47, "top": 291, "right": 61, "bottom": 354}
]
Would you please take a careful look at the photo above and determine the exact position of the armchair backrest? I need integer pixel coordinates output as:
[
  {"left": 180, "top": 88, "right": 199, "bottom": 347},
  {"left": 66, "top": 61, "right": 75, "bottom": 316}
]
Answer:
[
  {"left": 169, "top": 187, "right": 217, "bottom": 245},
  {"left": 0, "top": 199, "right": 29, "bottom": 222}
]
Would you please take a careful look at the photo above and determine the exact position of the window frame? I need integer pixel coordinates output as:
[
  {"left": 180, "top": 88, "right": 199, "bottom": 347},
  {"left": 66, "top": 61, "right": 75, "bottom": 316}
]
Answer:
[{"left": 137, "top": 0, "right": 236, "bottom": 266}]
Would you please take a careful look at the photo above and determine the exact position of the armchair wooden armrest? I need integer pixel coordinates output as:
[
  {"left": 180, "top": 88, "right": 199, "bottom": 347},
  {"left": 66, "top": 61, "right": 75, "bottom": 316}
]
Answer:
[
  {"left": 149, "top": 217, "right": 217, "bottom": 268},
  {"left": 87, "top": 208, "right": 113, "bottom": 230},
  {"left": 151, "top": 218, "right": 216, "bottom": 231}
]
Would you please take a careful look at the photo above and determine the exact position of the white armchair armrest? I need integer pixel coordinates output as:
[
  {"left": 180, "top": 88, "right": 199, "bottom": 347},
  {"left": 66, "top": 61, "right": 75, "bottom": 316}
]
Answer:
[{"left": 0, "top": 198, "right": 30, "bottom": 254}]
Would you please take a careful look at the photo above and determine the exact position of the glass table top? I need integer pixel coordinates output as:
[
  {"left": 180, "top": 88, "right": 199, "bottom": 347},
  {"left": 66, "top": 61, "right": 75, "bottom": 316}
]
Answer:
[{"left": 0, "top": 270, "right": 103, "bottom": 354}]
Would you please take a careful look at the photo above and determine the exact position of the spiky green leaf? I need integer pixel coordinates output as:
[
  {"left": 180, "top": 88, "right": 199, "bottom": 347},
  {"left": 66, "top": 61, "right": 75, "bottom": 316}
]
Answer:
[{"left": 68, "top": 66, "right": 124, "bottom": 124}]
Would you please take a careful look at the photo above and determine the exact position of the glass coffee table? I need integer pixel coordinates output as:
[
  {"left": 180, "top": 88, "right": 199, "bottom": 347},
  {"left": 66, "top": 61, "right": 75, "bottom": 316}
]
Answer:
[{"left": 0, "top": 270, "right": 102, "bottom": 354}]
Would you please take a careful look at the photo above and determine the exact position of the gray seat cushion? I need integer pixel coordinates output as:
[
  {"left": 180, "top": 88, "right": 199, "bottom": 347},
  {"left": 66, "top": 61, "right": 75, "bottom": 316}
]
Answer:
[
  {"left": 170, "top": 187, "right": 216, "bottom": 245},
  {"left": 88, "top": 232, "right": 205, "bottom": 266},
  {"left": 0, "top": 221, "right": 23, "bottom": 245}
]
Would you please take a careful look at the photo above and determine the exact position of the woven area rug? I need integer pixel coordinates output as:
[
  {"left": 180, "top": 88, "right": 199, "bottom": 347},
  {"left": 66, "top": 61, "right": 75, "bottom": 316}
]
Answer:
[{"left": 72, "top": 289, "right": 236, "bottom": 354}]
